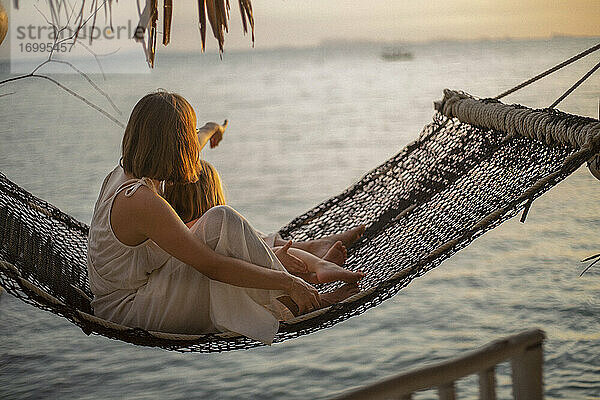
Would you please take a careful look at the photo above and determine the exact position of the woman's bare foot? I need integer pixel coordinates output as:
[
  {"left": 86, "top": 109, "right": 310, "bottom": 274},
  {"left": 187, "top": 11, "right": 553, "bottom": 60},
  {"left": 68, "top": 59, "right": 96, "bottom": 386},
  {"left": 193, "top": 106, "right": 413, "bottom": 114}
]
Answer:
[
  {"left": 322, "top": 241, "right": 347, "bottom": 266},
  {"left": 296, "top": 225, "right": 365, "bottom": 258},
  {"left": 320, "top": 283, "right": 360, "bottom": 307},
  {"left": 314, "top": 259, "right": 364, "bottom": 284}
]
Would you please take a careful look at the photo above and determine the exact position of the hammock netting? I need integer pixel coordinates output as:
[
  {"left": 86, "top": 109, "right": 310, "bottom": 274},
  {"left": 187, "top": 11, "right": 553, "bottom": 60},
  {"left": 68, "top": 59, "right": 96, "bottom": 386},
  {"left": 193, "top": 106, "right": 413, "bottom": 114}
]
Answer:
[{"left": 1, "top": 90, "right": 599, "bottom": 352}]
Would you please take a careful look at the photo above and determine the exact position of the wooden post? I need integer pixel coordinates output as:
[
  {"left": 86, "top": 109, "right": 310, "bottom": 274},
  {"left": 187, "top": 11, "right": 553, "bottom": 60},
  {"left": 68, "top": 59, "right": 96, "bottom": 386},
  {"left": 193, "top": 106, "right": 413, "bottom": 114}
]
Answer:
[
  {"left": 479, "top": 367, "right": 496, "bottom": 400},
  {"left": 511, "top": 343, "right": 543, "bottom": 400},
  {"left": 438, "top": 382, "right": 456, "bottom": 400}
]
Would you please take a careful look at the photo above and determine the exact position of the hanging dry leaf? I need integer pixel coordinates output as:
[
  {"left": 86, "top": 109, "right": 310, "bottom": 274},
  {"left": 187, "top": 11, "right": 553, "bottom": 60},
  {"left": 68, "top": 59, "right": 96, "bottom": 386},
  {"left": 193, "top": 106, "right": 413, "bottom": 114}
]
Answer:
[{"left": 14, "top": 0, "right": 256, "bottom": 65}]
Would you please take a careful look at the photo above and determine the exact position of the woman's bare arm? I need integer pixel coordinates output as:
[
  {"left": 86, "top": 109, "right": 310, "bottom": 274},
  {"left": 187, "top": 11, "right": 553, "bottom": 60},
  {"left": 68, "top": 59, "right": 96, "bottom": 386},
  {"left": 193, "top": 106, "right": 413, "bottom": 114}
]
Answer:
[
  {"left": 197, "top": 120, "right": 228, "bottom": 150},
  {"left": 111, "top": 186, "right": 320, "bottom": 312}
]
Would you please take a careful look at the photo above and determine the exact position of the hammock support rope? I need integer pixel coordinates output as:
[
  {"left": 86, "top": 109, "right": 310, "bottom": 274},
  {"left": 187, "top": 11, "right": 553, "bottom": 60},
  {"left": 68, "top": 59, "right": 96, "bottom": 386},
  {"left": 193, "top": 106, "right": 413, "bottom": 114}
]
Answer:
[{"left": 1, "top": 90, "right": 599, "bottom": 352}]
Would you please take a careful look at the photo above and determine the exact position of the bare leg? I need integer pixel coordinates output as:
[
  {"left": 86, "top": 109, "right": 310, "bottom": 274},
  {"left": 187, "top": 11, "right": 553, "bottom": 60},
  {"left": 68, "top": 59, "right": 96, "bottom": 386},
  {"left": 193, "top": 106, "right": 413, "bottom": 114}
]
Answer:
[{"left": 273, "top": 225, "right": 366, "bottom": 259}]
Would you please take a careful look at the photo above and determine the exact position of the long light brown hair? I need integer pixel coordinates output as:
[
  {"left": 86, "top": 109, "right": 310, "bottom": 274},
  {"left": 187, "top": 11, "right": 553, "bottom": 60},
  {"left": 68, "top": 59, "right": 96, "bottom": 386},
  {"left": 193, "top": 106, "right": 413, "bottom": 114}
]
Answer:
[
  {"left": 121, "top": 91, "right": 202, "bottom": 184},
  {"left": 164, "top": 160, "right": 226, "bottom": 223}
]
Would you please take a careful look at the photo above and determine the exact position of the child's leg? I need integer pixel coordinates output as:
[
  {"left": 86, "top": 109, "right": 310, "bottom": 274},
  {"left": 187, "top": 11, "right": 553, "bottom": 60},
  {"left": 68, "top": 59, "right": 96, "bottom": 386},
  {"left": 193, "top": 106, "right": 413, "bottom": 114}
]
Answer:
[
  {"left": 272, "top": 246, "right": 364, "bottom": 284},
  {"left": 272, "top": 225, "right": 365, "bottom": 259}
]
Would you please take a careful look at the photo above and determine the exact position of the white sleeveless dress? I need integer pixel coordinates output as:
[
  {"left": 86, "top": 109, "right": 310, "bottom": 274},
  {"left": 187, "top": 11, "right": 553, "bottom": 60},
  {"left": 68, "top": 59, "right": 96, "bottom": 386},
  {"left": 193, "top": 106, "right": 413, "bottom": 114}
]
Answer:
[{"left": 86, "top": 165, "right": 292, "bottom": 344}]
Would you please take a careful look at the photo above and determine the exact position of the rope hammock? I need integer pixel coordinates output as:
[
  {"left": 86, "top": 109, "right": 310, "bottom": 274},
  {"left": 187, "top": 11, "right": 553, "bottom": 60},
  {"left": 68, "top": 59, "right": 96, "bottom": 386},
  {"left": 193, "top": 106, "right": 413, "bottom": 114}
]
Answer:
[{"left": 1, "top": 44, "right": 599, "bottom": 352}]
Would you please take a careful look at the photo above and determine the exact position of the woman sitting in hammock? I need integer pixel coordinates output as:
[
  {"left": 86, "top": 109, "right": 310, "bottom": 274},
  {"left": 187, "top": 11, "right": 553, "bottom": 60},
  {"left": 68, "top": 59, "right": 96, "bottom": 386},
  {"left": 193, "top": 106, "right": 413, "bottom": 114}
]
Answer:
[{"left": 86, "top": 91, "right": 365, "bottom": 344}]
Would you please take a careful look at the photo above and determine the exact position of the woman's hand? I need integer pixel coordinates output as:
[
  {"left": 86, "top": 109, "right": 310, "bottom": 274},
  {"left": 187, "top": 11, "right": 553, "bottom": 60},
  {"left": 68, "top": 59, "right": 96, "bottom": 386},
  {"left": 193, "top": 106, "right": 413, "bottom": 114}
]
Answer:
[
  {"left": 274, "top": 240, "right": 309, "bottom": 274},
  {"left": 285, "top": 275, "right": 321, "bottom": 314},
  {"left": 198, "top": 120, "right": 228, "bottom": 149}
]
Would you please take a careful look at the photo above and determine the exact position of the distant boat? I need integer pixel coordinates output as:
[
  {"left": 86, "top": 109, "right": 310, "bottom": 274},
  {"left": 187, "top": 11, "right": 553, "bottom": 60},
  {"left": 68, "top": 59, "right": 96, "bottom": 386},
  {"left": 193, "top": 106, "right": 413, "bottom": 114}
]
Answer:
[{"left": 381, "top": 47, "right": 413, "bottom": 61}]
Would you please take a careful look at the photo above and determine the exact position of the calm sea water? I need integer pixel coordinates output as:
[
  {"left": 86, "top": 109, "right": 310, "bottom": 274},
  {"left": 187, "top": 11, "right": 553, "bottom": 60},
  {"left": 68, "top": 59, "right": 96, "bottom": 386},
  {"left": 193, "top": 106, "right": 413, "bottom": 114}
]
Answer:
[{"left": 1, "top": 37, "right": 599, "bottom": 399}]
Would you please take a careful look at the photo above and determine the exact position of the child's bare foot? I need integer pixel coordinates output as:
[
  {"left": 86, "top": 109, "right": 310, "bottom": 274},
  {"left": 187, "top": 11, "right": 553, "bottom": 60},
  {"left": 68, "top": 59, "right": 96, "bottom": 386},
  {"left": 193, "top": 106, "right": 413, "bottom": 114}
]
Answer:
[
  {"left": 297, "top": 225, "right": 365, "bottom": 258},
  {"left": 315, "top": 259, "right": 364, "bottom": 284},
  {"left": 320, "top": 283, "right": 360, "bottom": 307},
  {"left": 323, "top": 241, "right": 347, "bottom": 266}
]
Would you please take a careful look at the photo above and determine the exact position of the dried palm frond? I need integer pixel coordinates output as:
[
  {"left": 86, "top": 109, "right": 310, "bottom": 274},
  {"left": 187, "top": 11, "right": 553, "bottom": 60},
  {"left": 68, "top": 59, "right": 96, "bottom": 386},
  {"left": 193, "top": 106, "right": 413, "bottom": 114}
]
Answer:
[
  {"left": 147, "top": 0, "right": 158, "bottom": 66},
  {"left": 14, "top": 0, "right": 255, "bottom": 66},
  {"left": 198, "top": 0, "right": 207, "bottom": 50},
  {"left": 132, "top": 0, "right": 158, "bottom": 66},
  {"left": 162, "top": 0, "right": 172, "bottom": 46},
  {"left": 238, "top": 0, "right": 254, "bottom": 43},
  {"left": 196, "top": 0, "right": 253, "bottom": 53}
]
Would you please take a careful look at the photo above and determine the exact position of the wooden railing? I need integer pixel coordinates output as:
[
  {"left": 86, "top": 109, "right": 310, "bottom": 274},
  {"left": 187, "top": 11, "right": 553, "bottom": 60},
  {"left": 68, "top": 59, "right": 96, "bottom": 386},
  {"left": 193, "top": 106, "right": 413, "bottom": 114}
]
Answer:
[{"left": 332, "top": 329, "right": 546, "bottom": 400}]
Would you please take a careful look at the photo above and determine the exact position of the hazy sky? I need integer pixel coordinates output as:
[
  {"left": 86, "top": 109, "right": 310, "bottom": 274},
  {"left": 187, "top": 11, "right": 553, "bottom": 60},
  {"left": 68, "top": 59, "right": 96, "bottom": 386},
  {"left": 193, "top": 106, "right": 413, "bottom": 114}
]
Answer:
[
  {"left": 169, "top": 0, "right": 600, "bottom": 51},
  {"left": 2, "top": 0, "right": 600, "bottom": 55}
]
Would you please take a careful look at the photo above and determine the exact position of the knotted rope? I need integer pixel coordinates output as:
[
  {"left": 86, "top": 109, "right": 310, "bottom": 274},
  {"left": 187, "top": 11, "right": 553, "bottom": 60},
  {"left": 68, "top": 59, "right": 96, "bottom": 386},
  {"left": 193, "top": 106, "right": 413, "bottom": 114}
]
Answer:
[{"left": 435, "top": 90, "right": 600, "bottom": 151}]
